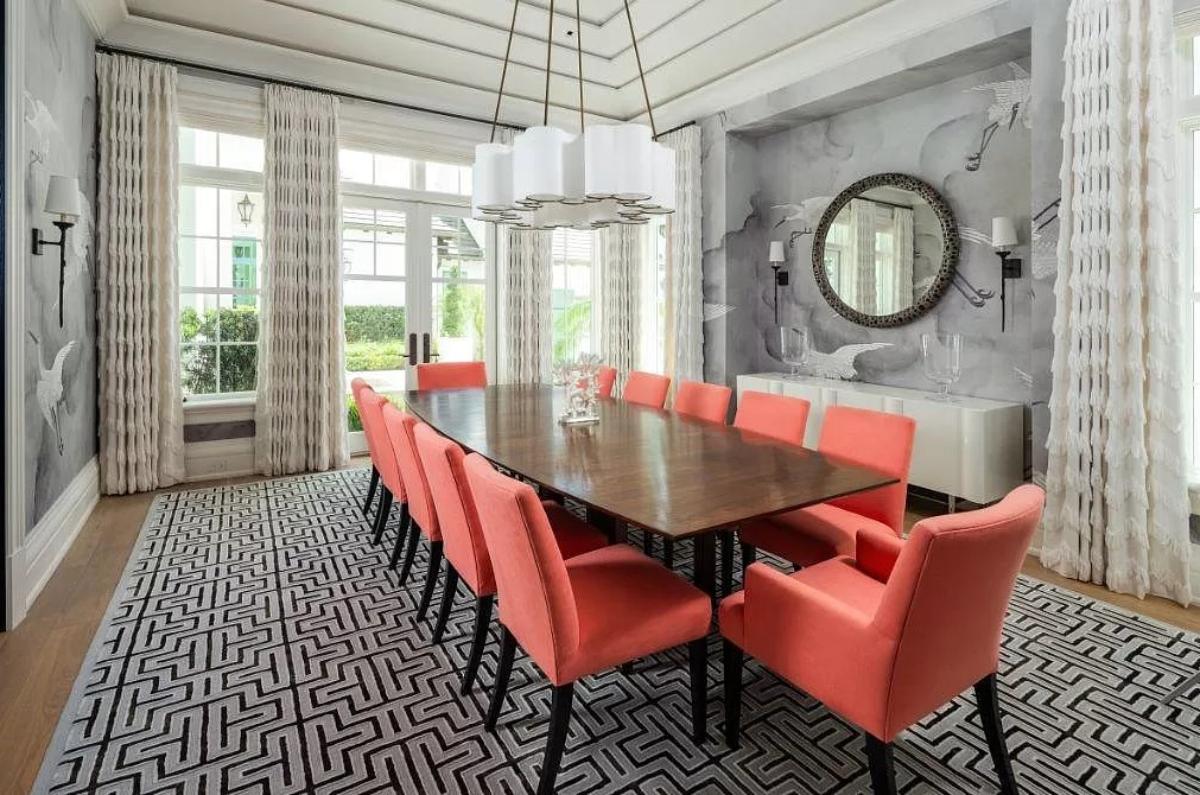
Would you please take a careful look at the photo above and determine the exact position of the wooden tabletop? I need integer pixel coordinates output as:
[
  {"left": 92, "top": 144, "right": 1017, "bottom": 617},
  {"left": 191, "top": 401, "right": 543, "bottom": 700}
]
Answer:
[{"left": 404, "top": 385, "right": 897, "bottom": 539}]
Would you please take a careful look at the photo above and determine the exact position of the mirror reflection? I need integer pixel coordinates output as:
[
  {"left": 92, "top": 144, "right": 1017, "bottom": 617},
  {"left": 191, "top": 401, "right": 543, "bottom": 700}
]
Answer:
[{"left": 819, "top": 186, "right": 946, "bottom": 317}]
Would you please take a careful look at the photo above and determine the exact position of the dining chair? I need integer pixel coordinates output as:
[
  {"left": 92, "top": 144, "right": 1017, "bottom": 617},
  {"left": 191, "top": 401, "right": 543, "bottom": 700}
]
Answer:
[
  {"left": 720, "top": 485, "right": 1045, "bottom": 795},
  {"left": 622, "top": 370, "right": 671, "bottom": 408},
  {"left": 463, "top": 452, "right": 712, "bottom": 795},
  {"left": 381, "top": 403, "right": 443, "bottom": 622},
  {"left": 739, "top": 405, "right": 915, "bottom": 570},
  {"left": 413, "top": 424, "right": 609, "bottom": 692},
  {"left": 416, "top": 361, "right": 488, "bottom": 391},
  {"left": 350, "top": 378, "right": 382, "bottom": 516},
  {"left": 596, "top": 365, "right": 617, "bottom": 398},
  {"left": 732, "top": 390, "right": 811, "bottom": 445},
  {"left": 673, "top": 380, "right": 733, "bottom": 423},
  {"left": 352, "top": 381, "right": 409, "bottom": 547}
]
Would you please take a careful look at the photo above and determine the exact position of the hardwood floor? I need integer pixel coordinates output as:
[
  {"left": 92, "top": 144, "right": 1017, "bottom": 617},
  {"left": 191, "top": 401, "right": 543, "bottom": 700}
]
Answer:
[{"left": 0, "top": 470, "right": 1195, "bottom": 794}]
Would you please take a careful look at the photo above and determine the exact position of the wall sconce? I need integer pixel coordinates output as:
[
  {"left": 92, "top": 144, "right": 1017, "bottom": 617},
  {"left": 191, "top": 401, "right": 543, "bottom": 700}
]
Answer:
[
  {"left": 991, "top": 216, "right": 1022, "bottom": 333},
  {"left": 32, "top": 175, "right": 82, "bottom": 328},
  {"left": 237, "top": 193, "right": 255, "bottom": 227},
  {"left": 768, "top": 240, "right": 788, "bottom": 326}
]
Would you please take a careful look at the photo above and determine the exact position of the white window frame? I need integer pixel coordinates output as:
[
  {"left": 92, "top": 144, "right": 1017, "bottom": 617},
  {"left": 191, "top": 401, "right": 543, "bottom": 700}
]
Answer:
[{"left": 178, "top": 154, "right": 265, "bottom": 405}]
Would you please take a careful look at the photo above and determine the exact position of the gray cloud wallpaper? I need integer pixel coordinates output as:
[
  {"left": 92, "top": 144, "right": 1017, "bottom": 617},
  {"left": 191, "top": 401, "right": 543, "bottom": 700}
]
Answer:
[{"left": 22, "top": 0, "right": 98, "bottom": 533}]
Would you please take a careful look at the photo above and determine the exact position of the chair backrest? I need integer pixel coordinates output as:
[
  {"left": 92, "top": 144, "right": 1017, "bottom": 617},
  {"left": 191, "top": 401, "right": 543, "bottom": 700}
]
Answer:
[
  {"left": 873, "top": 485, "right": 1044, "bottom": 737},
  {"left": 381, "top": 403, "right": 439, "bottom": 539},
  {"left": 733, "top": 390, "right": 810, "bottom": 445},
  {"left": 673, "top": 380, "right": 733, "bottom": 423},
  {"left": 413, "top": 424, "right": 493, "bottom": 596},
  {"left": 623, "top": 371, "right": 671, "bottom": 408},
  {"left": 354, "top": 382, "right": 404, "bottom": 498},
  {"left": 463, "top": 453, "right": 578, "bottom": 682},
  {"left": 416, "top": 361, "right": 488, "bottom": 391},
  {"left": 819, "top": 405, "right": 915, "bottom": 533},
  {"left": 596, "top": 366, "right": 618, "bottom": 398}
]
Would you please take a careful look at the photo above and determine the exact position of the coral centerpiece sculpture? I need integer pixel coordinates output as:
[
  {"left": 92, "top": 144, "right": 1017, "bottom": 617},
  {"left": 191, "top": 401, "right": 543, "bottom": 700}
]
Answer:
[{"left": 552, "top": 353, "right": 603, "bottom": 426}]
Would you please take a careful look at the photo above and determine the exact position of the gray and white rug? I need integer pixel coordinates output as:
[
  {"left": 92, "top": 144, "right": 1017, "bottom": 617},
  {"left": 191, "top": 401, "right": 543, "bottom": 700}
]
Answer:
[{"left": 34, "top": 470, "right": 1200, "bottom": 794}]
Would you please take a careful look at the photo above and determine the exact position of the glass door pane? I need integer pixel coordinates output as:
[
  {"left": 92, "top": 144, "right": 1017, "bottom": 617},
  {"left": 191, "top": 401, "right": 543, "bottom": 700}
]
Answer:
[{"left": 430, "top": 212, "right": 489, "bottom": 364}]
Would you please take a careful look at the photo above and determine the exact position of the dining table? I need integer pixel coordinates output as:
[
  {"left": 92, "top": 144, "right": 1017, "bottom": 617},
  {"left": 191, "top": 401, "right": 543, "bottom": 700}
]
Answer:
[{"left": 404, "top": 384, "right": 898, "bottom": 595}]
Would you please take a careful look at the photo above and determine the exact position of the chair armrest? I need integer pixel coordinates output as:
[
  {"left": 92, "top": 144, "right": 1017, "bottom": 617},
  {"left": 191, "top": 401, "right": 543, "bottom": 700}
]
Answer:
[{"left": 856, "top": 529, "right": 903, "bottom": 583}]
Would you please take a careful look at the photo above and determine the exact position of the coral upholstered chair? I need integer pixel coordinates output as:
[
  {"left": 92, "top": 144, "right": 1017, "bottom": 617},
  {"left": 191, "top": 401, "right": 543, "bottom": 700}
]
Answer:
[
  {"left": 733, "top": 390, "right": 811, "bottom": 445},
  {"left": 720, "top": 485, "right": 1044, "bottom": 795},
  {"left": 352, "top": 381, "right": 407, "bottom": 547},
  {"left": 416, "top": 361, "right": 488, "bottom": 391},
  {"left": 673, "top": 380, "right": 733, "bottom": 423},
  {"left": 381, "top": 404, "right": 444, "bottom": 621},
  {"left": 739, "top": 405, "right": 915, "bottom": 570},
  {"left": 622, "top": 370, "right": 671, "bottom": 408},
  {"left": 413, "top": 425, "right": 608, "bottom": 691},
  {"left": 463, "top": 453, "right": 712, "bottom": 795},
  {"left": 596, "top": 366, "right": 617, "bottom": 398}
]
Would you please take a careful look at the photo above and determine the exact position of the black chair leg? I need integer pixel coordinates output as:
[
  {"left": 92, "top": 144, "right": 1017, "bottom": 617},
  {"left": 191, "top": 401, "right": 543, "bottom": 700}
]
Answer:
[
  {"left": 720, "top": 531, "right": 734, "bottom": 596},
  {"left": 396, "top": 519, "right": 422, "bottom": 582},
  {"left": 664, "top": 538, "right": 675, "bottom": 569},
  {"left": 416, "top": 541, "right": 444, "bottom": 622},
  {"left": 461, "top": 595, "right": 495, "bottom": 694},
  {"left": 722, "top": 640, "right": 744, "bottom": 748},
  {"left": 741, "top": 541, "right": 757, "bottom": 570},
  {"left": 688, "top": 637, "right": 707, "bottom": 744},
  {"left": 363, "top": 466, "right": 379, "bottom": 517},
  {"left": 538, "top": 683, "right": 575, "bottom": 795},
  {"left": 975, "top": 673, "right": 1019, "bottom": 795},
  {"left": 643, "top": 531, "right": 654, "bottom": 556},
  {"left": 372, "top": 489, "right": 393, "bottom": 545},
  {"left": 432, "top": 565, "right": 461, "bottom": 643},
  {"left": 388, "top": 504, "right": 411, "bottom": 568},
  {"left": 487, "top": 627, "right": 517, "bottom": 730},
  {"left": 864, "top": 734, "right": 897, "bottom": 795}
]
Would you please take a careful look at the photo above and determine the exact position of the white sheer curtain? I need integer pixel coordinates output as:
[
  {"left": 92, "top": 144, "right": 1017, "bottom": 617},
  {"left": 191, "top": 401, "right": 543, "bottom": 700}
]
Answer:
[
  {"left": 254, "top": 85, "right": 347, "bottom": 476},
  {"left": 879, "top": 206, "right": 914, "bottom": 314},
  {"left": 1043, "top": 0, "right": 1191, "bottom": 606},
  {"left": 847, "top": 199, "right": 876, "bottom": 313},
  {"left": 501, "top": 229, "right": 553, "bottom": 384},
  {"left": 598, "top": 225, "right": 643, "bottom": 392},
  {"left": 659, "top": 126, "right": 703, "bottom": 384},
  {"left": 95, "top": 53, "right": 185, "bottom": 495}
]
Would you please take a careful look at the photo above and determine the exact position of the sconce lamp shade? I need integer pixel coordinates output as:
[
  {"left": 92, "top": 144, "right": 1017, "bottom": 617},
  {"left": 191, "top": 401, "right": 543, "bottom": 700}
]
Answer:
[
  {"left": 768, "top": 240, "right": 786, "bottom": 263},
  {"left": 991, "top": 216, "right": 1019, "bottom": 250},
  {"left": 44, "top": 176, "right": 82, "bottom": 221}
]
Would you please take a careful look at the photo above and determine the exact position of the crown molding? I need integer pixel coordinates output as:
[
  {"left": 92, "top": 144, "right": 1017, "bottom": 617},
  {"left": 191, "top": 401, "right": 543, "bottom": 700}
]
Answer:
[{"left": 74, "top": 0, "right": 128, "bottom": 37}]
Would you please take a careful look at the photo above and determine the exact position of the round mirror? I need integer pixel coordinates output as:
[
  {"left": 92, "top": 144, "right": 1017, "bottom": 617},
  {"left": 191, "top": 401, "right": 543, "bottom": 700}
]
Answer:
[{"left": 811, "top": 173, "right": 959, "bottom": 328}]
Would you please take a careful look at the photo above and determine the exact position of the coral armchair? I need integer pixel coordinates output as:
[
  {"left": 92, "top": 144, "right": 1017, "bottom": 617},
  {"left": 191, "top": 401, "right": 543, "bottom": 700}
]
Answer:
[
  {"left": 732, "top": 390, "right": 810, "bottom": 445},
  {"left": 416, "top": 361, "right": 488, "bottom": 391},
  {"left": 412, "top": 424, "right": 608, "bottom": 692},
  {"left": 720, "top": 485, "right": 1045, "bottom": 794},
  {"left": 673, "top": 380, "right": 733, "bottom": 423},
  {"left": 464, "top": 453, "right": 712, "bottom": 795},
  {"left": 622, "top": 370, "right": 671, "bottom": 408},
  {"left": 595, "top": 365, "right": 617, "bottom": 398},
  {"left": 739, "top": 405, "right": 915, "bottom": 570},
  {"left": 351, "top": 380, "right": 408, "bottom": 547}
]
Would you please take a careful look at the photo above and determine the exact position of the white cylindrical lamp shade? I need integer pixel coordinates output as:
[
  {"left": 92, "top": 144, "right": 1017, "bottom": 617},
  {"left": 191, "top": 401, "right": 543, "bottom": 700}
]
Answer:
[
  {"left": 584, "top": 124, "right": 654, "bottom": 200},
  {"left": 639, "top": 144, "right": 676, "bottom": 214},
  {"left": 513, "top": 126, "right": 573, "bottom": 203},
  {"left": 45, "top": 176, "right": 82, "bottom": 219},
  {"left": 768, "top": 241, "right": 786, "bottom": 263},
  {"left": 472, "top": 143, "right": 514, "bottom": 213},
  {"left": 991, "top": 216, "right": 1019, "bottom": 249}
]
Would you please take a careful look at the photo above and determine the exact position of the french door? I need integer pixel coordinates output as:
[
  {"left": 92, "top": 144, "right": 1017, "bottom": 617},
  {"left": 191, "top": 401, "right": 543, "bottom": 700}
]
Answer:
[{"left": 343, "top": 199, "right": 495, "bottom": 452}]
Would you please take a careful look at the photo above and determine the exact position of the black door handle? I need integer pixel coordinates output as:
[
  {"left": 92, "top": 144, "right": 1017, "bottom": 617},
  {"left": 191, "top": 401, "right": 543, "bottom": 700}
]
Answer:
[
  {"left": 422, "top": 332, "right": 432, "bottom": 363},
  {"left": 408, "top": 333, "right": 417, "bottom": 366}
]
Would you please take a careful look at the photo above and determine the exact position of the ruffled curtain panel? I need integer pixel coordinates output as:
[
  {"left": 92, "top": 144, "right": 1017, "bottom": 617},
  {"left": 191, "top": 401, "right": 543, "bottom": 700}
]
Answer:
[
  {"left": 254, "top": 85, "right": 348, "bottom": 476},
  {"left": 95, "top": 53, "right": 185, "bottom": 495},
  {"left": 660, "top": 126, "right": 704, "bottom": 386},
  {"left": 502, "top": 229, "right": 553, "bottom": 384},
  {"left": 598, "top": 225, "right": 642, "bottom": 393},
  {"left": 1042, "top": 0, "right": 1192, "bottom": 605}
]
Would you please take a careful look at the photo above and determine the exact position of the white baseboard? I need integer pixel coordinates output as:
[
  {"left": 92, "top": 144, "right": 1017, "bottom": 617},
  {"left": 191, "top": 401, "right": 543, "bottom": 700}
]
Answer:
[
  {"left": 16, "top": 457, "right": 100, "bottom": 621},
  {"left": 184, "top": 438, "right": 256, "bottom": 482}
]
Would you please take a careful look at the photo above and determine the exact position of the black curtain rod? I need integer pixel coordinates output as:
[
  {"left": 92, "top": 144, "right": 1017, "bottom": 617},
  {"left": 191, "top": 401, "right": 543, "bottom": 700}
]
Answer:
[{"left": 96, "top": 45, "right": 698, "bottom": 141}]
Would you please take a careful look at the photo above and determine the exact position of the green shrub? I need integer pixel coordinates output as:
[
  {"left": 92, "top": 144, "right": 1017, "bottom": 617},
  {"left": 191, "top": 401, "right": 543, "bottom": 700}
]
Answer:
[
  {"left": 344, "top": 305, "right": 406, "bottom": 344},
  {"left": 346, "top": 340, "right": 407, "bottom": 371}
]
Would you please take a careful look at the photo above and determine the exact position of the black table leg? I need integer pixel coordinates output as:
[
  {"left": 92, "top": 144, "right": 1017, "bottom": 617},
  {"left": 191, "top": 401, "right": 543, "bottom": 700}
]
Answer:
[
  {"left": 692, "top": 534, "right": 716, "bottom": 597},
  {"left": 587, "top": 507, "right": 626, "bottom": 544}
]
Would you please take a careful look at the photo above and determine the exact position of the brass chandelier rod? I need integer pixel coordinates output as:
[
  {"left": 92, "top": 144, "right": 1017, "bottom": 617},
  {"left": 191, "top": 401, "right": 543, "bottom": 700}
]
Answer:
[
  {"left": 623, "top": 0, "right": 657, "bottom": 137},
  {"left": 544, "top": 0, "right": 555, "bottom": 126},
  {"left": 489, "top": 0, "right": 521, "bottom": 143},
  {"left": 575, "top": 0, "right": 585, "bottom": 133}
]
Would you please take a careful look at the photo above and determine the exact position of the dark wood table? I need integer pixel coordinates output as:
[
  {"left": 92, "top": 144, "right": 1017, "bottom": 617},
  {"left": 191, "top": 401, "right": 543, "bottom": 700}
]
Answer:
[{"left": 404, "top": 385, "right": 896, "bottom": 595}]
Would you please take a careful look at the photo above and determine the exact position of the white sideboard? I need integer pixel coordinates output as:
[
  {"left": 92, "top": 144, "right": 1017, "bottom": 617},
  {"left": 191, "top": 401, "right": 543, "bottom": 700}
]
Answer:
[{"left": 736, "top": 374, "right": 1025, "bottom": 505}]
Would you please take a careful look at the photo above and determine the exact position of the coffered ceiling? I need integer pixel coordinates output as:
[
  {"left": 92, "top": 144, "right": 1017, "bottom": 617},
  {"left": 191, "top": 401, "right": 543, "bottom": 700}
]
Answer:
[{"left": 78, "top": 0, "right": 1011, "bottom": 131}]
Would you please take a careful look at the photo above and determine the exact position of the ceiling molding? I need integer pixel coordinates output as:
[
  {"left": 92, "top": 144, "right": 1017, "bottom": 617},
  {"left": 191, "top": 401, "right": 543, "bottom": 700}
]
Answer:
[{"left": 74, "top": 0, "right": 128, "bottom": 37}]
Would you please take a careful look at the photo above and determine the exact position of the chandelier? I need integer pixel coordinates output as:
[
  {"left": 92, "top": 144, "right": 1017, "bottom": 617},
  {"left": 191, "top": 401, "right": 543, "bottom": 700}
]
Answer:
[{"left": 472, "top": 0, "right": 675, "bottom": 230}]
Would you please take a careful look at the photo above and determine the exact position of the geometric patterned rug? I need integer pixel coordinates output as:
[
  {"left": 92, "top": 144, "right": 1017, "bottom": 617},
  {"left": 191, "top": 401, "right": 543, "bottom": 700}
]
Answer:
[{"left": 33, "top": 470, "right": 1200, "bottom": 794}]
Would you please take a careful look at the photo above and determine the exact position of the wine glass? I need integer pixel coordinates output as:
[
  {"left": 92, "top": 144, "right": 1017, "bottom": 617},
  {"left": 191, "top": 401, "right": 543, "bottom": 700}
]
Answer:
[
  {"left": 780, "top": 326, "right": 811, "bottom": 378},
  {"left": 922, "top": 332, "right": 961, "bottom": 400}
]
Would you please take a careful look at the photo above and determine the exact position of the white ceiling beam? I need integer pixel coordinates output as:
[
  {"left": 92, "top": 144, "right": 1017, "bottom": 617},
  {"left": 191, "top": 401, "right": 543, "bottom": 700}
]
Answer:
[{"left": 74, "top": 0, "right": 127, "bottom": 37}]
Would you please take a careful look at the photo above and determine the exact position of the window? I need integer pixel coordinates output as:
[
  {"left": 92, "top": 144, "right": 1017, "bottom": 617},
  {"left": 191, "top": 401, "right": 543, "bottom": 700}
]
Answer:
[
  {"left": 432, "top": 214, "right": 488, "bottom": 361},
  {"left": 551, "top": 228, "right": 597, "bottom": 364},
  {"left": 178, "top": 127, "right": 264, "bottom": 399}
]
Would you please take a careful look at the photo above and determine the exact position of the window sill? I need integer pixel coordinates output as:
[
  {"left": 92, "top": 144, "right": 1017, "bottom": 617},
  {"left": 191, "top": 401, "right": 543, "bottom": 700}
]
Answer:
[{"left": 184, "top": 395, "right": 256, "bottom": 422}]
